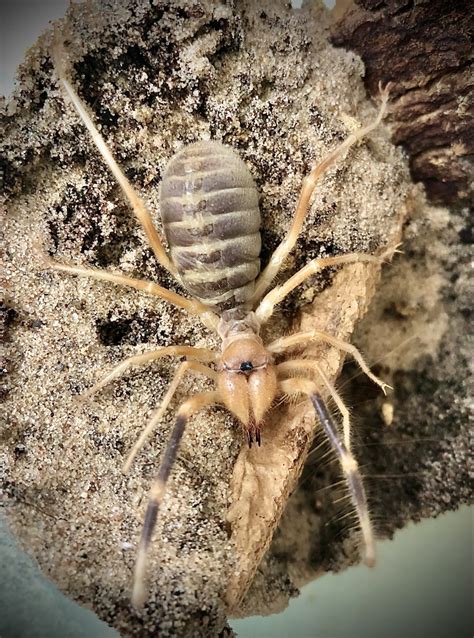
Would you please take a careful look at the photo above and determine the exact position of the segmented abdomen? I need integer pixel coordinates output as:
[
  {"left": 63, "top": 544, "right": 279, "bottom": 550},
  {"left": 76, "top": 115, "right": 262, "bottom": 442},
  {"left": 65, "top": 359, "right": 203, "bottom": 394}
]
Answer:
[{"left": 160, "top": 141, "right": 261, "bottom": 312}]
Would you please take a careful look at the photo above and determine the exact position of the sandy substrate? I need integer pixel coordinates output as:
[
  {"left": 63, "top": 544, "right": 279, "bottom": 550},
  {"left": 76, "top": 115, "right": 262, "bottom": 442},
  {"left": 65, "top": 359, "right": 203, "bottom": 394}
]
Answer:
[{"left": 1, "top": 1, "right": 470, "bottom": 637}]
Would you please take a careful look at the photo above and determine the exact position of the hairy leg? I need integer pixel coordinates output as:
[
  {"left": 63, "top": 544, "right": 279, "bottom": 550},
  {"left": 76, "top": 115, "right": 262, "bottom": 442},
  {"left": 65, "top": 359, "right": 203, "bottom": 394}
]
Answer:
[
  {"left": 277, "top": 359, "right": 352, "bottom": 450},
  {"left": 52, "top": 36, "right": 176, "bottom": 276},
  {"left": 268, "top": 329, "right": 389, "bottom": 394},
  {"left": 256, "top": 251, "right": 390, "bottom": 323},
  {"left": 279, "top": 377, "right": 376, "bottom": 568},
  {"left": 252, "top": 84, "right": 391, "bottom": 302},
  {"left": 81, "top": 346, "right": 216, "bottom": 401},
  {"left": 132, "top": 390, "right": 220, "bottom": 606},
  {"left": 123, "top": 360, "right": 217, "bottom": 473},
  {"left": 41, "top": 252, "right": 219, "bottom": 330}
]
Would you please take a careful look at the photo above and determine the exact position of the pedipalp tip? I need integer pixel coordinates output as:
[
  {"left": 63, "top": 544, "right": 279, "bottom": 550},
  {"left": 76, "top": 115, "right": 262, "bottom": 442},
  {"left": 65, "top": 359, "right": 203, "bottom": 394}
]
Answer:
[
  {"left": 378, "top": 80, "right": 393, "bottom": 101},
  {"left": 364, "top": 552, "right": 377, "bottom": 569}
]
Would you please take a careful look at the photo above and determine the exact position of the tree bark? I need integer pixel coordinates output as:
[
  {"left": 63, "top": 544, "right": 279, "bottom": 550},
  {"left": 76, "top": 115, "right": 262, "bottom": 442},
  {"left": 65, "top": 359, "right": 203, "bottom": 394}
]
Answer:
[{"left": 331, "top": 0, "right": 473, "bottom": 206}]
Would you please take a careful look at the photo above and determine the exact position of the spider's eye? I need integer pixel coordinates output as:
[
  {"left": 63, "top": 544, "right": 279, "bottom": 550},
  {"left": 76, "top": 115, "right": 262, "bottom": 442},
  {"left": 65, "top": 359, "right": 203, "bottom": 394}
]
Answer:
[{"left": 240, "top": 361, "right": 253, "bottom": 372}]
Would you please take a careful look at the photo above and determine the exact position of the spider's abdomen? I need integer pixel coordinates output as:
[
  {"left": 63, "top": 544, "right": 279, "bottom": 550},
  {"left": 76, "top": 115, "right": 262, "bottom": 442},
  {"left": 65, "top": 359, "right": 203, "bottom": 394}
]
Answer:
[{"left": 160, "top": 141, "right": 261, "bottom": 312}]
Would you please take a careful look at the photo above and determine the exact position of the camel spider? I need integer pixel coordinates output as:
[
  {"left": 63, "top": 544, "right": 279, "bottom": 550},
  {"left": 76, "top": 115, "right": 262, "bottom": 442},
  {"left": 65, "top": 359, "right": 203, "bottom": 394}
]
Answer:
[{"left": 48, "top": 43, "right": 394, "bottom": 606}]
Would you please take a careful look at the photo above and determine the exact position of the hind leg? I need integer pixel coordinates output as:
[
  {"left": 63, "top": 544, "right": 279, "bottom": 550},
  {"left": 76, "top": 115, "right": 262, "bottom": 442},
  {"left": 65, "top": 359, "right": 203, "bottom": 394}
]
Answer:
[
  {"left": 52, "top": 35, "right": 175, "bottom": 276},
  {"left": 252, "top": 84, "right": 391, "bottom": 302}
]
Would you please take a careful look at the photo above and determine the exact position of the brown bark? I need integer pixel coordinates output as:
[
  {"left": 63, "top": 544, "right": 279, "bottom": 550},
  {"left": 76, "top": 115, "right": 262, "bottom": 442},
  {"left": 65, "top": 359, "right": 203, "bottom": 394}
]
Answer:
[{"left": 331, "top": 0, "right": 474, "bottom": 205}]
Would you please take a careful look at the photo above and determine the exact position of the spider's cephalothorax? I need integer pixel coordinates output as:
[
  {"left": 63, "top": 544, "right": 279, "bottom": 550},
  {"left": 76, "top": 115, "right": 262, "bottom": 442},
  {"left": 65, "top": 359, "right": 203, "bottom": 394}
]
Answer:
[
  {"left": 218, "top": 334, "right": 277, "bottom": 446},
  {"left": 50, "top": 41, "right": 393, "bottom": 607}
]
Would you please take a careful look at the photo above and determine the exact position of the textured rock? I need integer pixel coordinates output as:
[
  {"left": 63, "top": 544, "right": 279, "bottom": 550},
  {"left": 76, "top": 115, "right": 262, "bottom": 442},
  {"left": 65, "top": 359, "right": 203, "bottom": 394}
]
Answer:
[{"left": 0, "top": 515, "right": 119, "bottom": 638}]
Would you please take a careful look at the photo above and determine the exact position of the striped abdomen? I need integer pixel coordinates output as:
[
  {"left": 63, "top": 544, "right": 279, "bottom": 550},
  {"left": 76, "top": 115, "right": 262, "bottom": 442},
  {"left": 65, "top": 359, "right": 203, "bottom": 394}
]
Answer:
[{"left": 160, "top": 141, "right": 261, "bottom": 312}]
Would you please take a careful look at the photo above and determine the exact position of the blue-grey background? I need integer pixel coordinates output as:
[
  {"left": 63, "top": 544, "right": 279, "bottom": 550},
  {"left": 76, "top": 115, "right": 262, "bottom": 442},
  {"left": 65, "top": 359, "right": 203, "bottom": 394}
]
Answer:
[
  {"left": 232, "top": 505, "right": 472, "bottom": 638},
  {"left": 1, "top": 2, "right": 472, "bottom": 637}
]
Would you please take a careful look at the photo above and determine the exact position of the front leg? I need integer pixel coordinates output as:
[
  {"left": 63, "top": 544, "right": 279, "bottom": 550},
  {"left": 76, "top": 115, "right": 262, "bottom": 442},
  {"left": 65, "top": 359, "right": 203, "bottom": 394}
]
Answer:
[
  {"left": 81, "top": 345, "right": 216, "bottom": 401},
  {"left": 279, "top": 377, "right": 376, "bottom": 569},
  {"left": 277, "top": 359, "right": 353, "bottom": 450},
  {"left": 268, "top": 328, "right": 390, "bottom": 394},
  {"left": 122, "top": 360, "right": 217, "bottom": 473},
  {"left": 132, "top": 390, "right": 221, "bottom": 606}
]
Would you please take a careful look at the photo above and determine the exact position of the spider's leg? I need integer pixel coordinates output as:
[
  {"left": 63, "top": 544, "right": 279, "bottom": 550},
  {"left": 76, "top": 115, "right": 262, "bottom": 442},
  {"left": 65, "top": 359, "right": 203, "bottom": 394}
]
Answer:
[
  {"left": 41, "top": 252, "right": 219, "bottom": 330},
  {"left": 277, "top": 359, "right": 352, "bottom": 450},
  {"left": 251, "top": 85, "right": 391, "bottom": 303},
  {"left": 132, "top": 390, "right": 220, "bottom": 606},
  {"left": 123, "top": 360, "right": 217, "bottom": 473},
  {"left": 256, "top": 251, "right": 388, "bottom": 324},
  {"left": 52, "top": 36, "right": 176, "bottom": 276},
  {"left": 279, "top": 377, "right": 376, "bottom": 568},
  {"left": 268, "top": 329, "right": 390, "bottom": 394},
  {"left": 80, "top": 345, "right": 215, "bottom": 401}
]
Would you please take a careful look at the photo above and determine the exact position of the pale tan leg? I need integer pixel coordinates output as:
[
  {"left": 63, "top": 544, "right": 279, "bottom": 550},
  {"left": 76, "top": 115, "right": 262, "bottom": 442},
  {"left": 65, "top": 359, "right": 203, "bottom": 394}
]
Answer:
[
  {"left": 132, "top": 390, "right": 220, "bottom": 607},
  {"left": 277, "top": 359, "right": 352, "bottom": 450},
  {"left": 52, "top": 37, "right": 176, "bottom": 276},
  {"left": 81, "top": 345, "right": 216, "bottom": 401},
  {"left": 122, "top": 360, "right": 217, "bottom": 473},
  {"left": 279, "top": 377, "right": 376, "bottom": 568},
  {"left": 252, "top": 84, "right": 390, "bottom": 302},
  {"left": 268, "top": 329, "right": 390, "bottom": 394},
  {"left": 256, "top": 252, "right": 385, "bottom": 323},
  {"left": 43, "top": 253, "right": 219, "bottom": 328}
]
